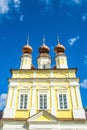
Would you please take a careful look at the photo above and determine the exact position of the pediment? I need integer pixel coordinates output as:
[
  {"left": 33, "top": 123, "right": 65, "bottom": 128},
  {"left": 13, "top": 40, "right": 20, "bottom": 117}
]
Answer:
[{"left": 28, "top": 110, "right": 58, "bottom": 123}]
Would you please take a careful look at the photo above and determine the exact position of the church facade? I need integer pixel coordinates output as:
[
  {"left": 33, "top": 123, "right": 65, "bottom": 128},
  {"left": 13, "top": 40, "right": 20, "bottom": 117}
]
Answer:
[{"left": 1, "top": 37, "right": 87, "bottom": 130}]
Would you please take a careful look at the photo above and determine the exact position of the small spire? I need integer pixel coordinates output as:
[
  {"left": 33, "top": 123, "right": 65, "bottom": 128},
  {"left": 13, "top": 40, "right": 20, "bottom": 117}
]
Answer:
[
  {"left": 57, "top": 33, "right": 60, "bottom": 44},
  {"left": 27, "top": 36, "right": 29, "bottom": 46},
  {"left": 43, "top": 35, "right": 45, "bottom": 45}
]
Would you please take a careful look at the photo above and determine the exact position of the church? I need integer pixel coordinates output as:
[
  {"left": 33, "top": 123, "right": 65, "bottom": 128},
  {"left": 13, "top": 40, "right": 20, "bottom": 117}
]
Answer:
[{"left": 0, "top": 37, "right": 87, "bottom": 130}]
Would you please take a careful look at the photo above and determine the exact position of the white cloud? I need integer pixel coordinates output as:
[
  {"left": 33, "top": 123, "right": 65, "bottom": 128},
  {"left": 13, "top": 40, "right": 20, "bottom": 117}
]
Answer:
[
  {"left": 20, "top": 14, "right": 24, "bottom": 22},
  {"left": 71, "top": 0, "right": 82, "bottom": 4},
  {"left": 39, "top": 0, "right": 51, "bottom": 5},
  {"left": 80, "top": 79, "right": 87, "bottom": 89},
  {"left": 40, "top": 0, "right": 82, "bottom": 6},
  {"left": 84, "top": 55, "right": 87, "bottom": 65},
  {"left": 0, "top": 0, "right": 10, "bottom": 14},
  {"left": 39, "top": 0, "right": 83, "bottom": 14},
  {"left": 39, "top": 0, "right": 52, "bottom": 14},
  {"left": 68, "top": 36, "right": 79, "bottom": 46},
  {"left": 0, "top": 0, "right": 21, "bottom": 15},
  {"left": 60, "top": 0, "right": 82, "bottom": 5},
  {"left": 0, "top": 93, "right": 7, "bottom": 110},
  {"left": 82, "top": 14, "right": 87, "bottom": 21},
  {"left": 13, "top": 0, "right": 21, "bottom": 8}
]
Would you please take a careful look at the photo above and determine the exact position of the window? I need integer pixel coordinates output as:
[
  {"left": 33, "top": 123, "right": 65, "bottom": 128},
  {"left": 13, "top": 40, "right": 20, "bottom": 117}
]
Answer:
[
  {"left": 19, "top": 94, "right": 28, "bottom": 109},
  {"left": 59, "top": 94, "right": 68, "bottom": 109},
  {"left": 39, "top": 94, "right": 47, "bottom": 109},
  {"left": 42, "top": 64, "right": 46, "bottom": 69}
]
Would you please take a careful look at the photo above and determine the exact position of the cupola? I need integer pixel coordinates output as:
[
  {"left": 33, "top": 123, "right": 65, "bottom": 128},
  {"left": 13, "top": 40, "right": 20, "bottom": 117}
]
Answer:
[
  {"left": 39, "top": 43, "right": 49, "bottom": 54},
  {"left": 54, "top": 36, "right": 68, "bottom": 69},
  {"left": 54, "top": 35, "right": 65, "bottom": 54},
  {"left": 37, "top": 36, "right": 51, "bottom": 69},
  {"left": 20, "top": 37, "right": 33, "bottom": 69},
  {"left": 54, "top": 43, "right": 65, "bottom": 54},
  {"left": 22, "top": 39, "right": 32, "bottom": 54}
]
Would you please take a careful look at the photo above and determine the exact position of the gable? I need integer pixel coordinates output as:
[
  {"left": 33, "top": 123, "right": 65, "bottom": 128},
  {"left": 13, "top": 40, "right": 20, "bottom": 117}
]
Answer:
[
  {"left": 28, "top": 110, "right": 58, "bottom": 123},
  {"left": 35, "top": 115, "right": 52, "bottom": 121}
]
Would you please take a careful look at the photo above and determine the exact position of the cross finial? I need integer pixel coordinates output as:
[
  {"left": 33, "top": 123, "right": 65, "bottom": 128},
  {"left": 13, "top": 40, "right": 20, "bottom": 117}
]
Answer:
[
  {"left": 43, "top": 35, "right": 45, "bottom": 45},
  {"left": 27, "top": 36, "right": 29, "bottom": 46},
  {"left": 57, "top": 33, "right": 60, "bottom": 44}
]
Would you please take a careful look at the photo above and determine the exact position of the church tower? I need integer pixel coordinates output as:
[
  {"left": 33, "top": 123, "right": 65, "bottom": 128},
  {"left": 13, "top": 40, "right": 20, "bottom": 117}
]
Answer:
[
  {"left": 20, "top": 37, "right": 33, "bottom": 69},
  {"left": 54, "top": 37, "right": 68, "bottom": 68},
  {"left": 37, "top": 36, "right": 51, "bottom": 69}
]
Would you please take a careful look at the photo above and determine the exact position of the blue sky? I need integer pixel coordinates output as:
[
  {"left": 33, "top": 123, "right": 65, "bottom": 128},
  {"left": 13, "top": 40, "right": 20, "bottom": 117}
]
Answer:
[{"left": 0, "top": 0, "right": 87, "bottom": 110}]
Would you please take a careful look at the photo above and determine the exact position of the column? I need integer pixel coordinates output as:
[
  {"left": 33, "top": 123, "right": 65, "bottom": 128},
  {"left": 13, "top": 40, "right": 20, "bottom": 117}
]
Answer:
[
  {"left": 6, "top": 87, "right": 13, "bottom": 108},
  {"left": 50, "top": 83, "right": 56, "bottom": 116},
  {"left": 75, "top": 86, "right": 82, "bottom": 108},
  {"left": 30, "top": 83, "right": 36, "bottom": 116},
  {"left": 70, "top": 84, "right": 86, "bottom": 119},
  {"left": 12, "top": 87, "right": 17, "bottom": 109},
  {"left": 70, "top": 86, "right": 77, "bottom": 109},
  {"left": 3, "top": 87, "right": 17, "bottom": 118}
]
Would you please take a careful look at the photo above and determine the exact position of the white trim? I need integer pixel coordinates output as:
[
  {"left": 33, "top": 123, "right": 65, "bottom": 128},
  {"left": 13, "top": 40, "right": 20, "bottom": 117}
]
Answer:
[
  {"left": 30, "top": 85, "right": 36, "bottom": 116},
  {"left": 70, "top": 86, "right": 77, "bottom": 109},
  {"left": 12, "top": 88, "right": 17, "bottom": 109},
  {"left": 75, "top": 86, "right": 82, "bottom": 108},
  {"left": 18, "top": 91, "right": 29, "bottom": 110},
  {"left": 6, "top": 88, "right": 13, "bottom": 109},
  {"left": 3, "top": 108, "right": 15, "bottom": 118},
  {"left": 9, "top": 82, "right": 18, "bottom": 87},
  {"left": 57, "top": 91, "right": 69, "bottom": 110},
  {"left": 70, "top": 81, "right": 79, "bottom": 86},
  {"left": 51, "top": 84, "right": 56, "bottom": 116},
  {"left": 38, "top": 91, "right": 49, "bottom": 110},
  {"left": 73, "top": 109, "right": 86, "bottom": 119}
]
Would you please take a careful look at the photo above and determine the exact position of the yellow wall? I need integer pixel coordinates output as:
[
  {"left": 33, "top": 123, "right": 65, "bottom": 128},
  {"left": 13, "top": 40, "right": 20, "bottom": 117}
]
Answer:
[
  {"left": 15, "top": 110, "right": 30, "bottom": 118},
  {"left": 9, "top": 69, "right": 78, "bottom": 119}
]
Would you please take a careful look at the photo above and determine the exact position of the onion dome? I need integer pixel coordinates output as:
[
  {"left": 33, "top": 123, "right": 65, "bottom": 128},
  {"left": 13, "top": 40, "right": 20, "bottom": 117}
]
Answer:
[
  {"left": 22, "top": 37, "right": 32, "bottom": 54},
  {"left": 54, "top": 36, "right": 65, "bottom": 54},
  {"left": 39, "top": 36, "right": 50, "bottom": 54}
]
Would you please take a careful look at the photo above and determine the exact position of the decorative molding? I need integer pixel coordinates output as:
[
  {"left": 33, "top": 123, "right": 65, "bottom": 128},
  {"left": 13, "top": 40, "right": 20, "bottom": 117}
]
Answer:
[
  {"left": 73, "top": 109, "right": 86, "bottom": 119},
  {"left": 3, "top": 109, "right": 15, "bottom": 118}
]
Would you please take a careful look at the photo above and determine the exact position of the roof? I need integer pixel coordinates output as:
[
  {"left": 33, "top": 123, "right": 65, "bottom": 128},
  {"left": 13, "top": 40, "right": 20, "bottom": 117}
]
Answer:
[{"left": 0, "top": 111, "right": 3, "bottom": 120}]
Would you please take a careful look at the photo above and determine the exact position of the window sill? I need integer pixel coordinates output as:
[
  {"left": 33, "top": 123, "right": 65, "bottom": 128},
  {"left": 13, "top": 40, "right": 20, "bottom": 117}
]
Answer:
[
  {"left": 38, "top": 109, "right": 50, "bottom": 111},
  {"left": 16, "top": 109, "right": 29, "bottom": 111},
  {"left": 57, "top": 109, "right": 70, "bottom": 111}
]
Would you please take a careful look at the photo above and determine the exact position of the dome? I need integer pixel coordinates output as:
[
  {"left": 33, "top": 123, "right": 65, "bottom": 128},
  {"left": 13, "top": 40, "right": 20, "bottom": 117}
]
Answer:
[
  {"left": 39, "top": 44, "right": 50, "bottom": 53},
  {"left": 39, "top": 36, "right": 50, "bottom": 54},
  {"left": 22, "top": 44, "right": 32, "bottom": 54},
  {"left": 54, "top": 43, "right": 65, "bottom": 54},
  {"left": 22, "top": 37, "right": 33, "bottom": 54}
]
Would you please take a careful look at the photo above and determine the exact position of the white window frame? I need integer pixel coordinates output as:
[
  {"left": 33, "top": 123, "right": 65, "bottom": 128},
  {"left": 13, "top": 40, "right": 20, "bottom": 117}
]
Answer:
[
  {"left": 18, "top": 93, "right": 29, "bottom": 110},
  {"left": 38, "top": 92, "right": 48, "bottom": 110},
  {"left": 57, "top": 92, "right": 69, "bottom": 110}
]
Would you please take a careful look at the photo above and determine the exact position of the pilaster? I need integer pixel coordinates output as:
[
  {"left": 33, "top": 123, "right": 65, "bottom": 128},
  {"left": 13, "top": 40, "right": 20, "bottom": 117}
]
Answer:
[
  {"left": 70, "top": 82, "right": 86, "bottom": 119},
  {"left": 3, "top": 87, "right": 16, "bottom": 118},
  {"left": 30, "top": 83, "right": 36, "bottom": 116},
  {"left": 6, "top": 88, "right": 13, "bottom": 109},
  {"left": 50, "top": 83, "right": 56, "bottom": 116},
  {"left": 75, "top": 86, "right": 82, "bottom": 108},
  {"left": 12, "top": 87, "right": 17, "bottom": 109}
]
